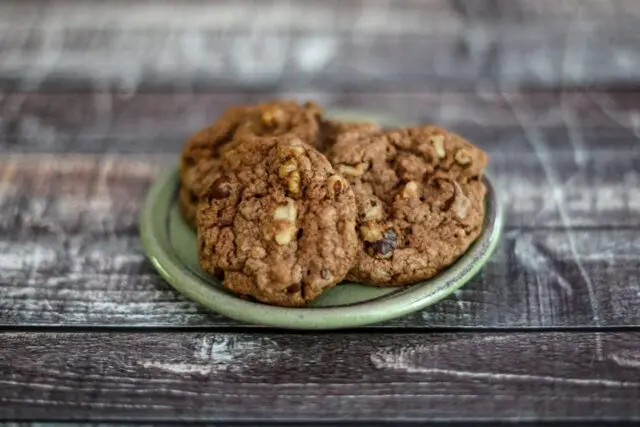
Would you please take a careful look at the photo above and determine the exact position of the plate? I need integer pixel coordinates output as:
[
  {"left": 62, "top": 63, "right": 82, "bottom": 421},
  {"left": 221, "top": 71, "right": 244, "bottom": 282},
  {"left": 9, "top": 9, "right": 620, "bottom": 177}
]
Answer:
[{"left": 140, "top": 110, "right": 503, "bottom": 329}]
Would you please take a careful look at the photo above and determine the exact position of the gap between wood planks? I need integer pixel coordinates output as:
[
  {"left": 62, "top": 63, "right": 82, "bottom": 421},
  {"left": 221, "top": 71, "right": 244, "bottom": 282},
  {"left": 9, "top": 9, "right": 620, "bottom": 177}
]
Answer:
[
  {"left": 1, "top": 325, "right": 639, "bottom": 334},
  {"left": 0, "top": 421, "right": 636, "bottom": 427}
]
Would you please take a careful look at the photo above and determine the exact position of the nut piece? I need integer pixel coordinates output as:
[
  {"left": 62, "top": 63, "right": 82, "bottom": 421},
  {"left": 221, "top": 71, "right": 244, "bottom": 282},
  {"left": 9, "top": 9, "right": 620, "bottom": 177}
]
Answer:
[
  {"left": 273, "top": 197, "right": 297, "bottom": 221},
  {"left": 337, "top": 163, "right": 368, "bottom": 177},
  {"left": 289, "top": 144, "right": 306, "bottom": 155},
  {"left": 454, "top": 149, "right": 472, "bottom": 165},
  {"left": 363, "top": 200, "right": 383, "bottom": 221},
  {"left": 261, "top": 107, "right": 284, "bottom": 127},
  {"left": 277, "top": 142, "right": 306, "bottom": 159},
  {"left": 400, "top": 181, "right": 420, "bottom": 199},
  {"left": 275, "top": 226, "right": 297, "bottom": 245},
  {"left": 365, "top": 227, "right": 398, "bottom": 259},
  {"left": 360, "top": 221, "right": 383, "bottom": 242},
  {"left": 208, "top": 177, "right": 232, "bottom": 200},
  {"left": 326, "top": 174, "right": 348, "bottom": 198},
  {"left": 451, "top": 182, "right": 471, "bottom": 220},
  {"left": 277, "top": 156, "right": 301, "bottom": 195},
  {"left": 287, "top": 170, "right": 301, "bottom": 194},
  {"left": 430, "top": 135, "right": 446, "bottom": 159},
  {"left": 273, "top": 198, "right": 298, "bottom": 245},
  {"left": 278, "top": 159, "right": 298, "bottom": 178}
]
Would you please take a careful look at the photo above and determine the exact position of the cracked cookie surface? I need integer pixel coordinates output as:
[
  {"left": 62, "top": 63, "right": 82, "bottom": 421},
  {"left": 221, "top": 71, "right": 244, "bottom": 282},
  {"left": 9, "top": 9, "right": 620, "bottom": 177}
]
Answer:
[
  {"left": 179, "top": 100, "right": 323, "bottom": 227},
  {"left": 197, "top": 136, "right": 358, "bottom": 306},
  {"left": 327, "top": 125, "right": 488, "bottom": 286},
  {"left": 318, "top": 119, "right": 381, "bottom": 152}
]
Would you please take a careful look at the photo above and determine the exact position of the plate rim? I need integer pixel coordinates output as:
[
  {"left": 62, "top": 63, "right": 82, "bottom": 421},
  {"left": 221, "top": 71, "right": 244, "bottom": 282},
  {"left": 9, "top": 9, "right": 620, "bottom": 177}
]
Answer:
[{"left": 140, "top": 167, "right": 503, "bottom": 330}]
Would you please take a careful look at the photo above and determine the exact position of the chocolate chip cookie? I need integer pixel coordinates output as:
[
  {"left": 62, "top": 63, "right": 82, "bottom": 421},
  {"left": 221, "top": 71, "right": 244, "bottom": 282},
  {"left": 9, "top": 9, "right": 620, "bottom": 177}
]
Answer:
[
  {"left": 327, "top": 125, "right": 488, "bottom": 286},
  {"left": 197, "top": 135, "right": 358, "bottom": 306},
  {"left": 179, "top": 100, "right": 323, "bottom": 227}
]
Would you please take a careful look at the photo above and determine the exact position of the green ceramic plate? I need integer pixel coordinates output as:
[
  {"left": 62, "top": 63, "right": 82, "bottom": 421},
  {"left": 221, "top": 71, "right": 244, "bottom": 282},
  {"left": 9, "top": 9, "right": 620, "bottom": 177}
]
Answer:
[{"left": 140, "top": 110, "right": 503, "bottom": 329}]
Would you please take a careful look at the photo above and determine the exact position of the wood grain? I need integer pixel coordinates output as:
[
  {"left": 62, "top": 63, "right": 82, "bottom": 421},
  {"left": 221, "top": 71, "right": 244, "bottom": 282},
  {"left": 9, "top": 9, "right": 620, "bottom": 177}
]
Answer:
[
  {"left": 2, "top": 1, "right": 640, "bottom": 424},
  {"left": 2, "top": 225, "right": 639, "bottom": 328},
  {"left": 1, "top": 331, "right": 639, "bottom": 421},
  {"left": 1, "top": 155, "right": 639, "bottom": 328},
  {"left": 3, "top": 147, "right": 639, "bottom": 228},
  {"left": 1, "top": 1, "right": 639, "bottom": 90},
  {"left": 3, "top": 0, "right": 639, "bottom": 31},
  {"left": 2, "top": 90, "right": 640, "bottom": 153}
]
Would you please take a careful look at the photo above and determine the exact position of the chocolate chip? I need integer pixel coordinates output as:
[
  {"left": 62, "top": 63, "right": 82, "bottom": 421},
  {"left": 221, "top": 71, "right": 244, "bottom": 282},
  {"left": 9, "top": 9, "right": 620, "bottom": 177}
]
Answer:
[
  {"left": 366, "top": 227, "right": 397, "bottom": 259},
  {"left": 213, "top": 268, "right": 225, "bottom": 280},
  {"left": 326, "top": 175, "right": 348, "bottom": 199},
  {"left": 286, "top": 283, "right": 301, "bottom": 294},
  {"left": 332, "top": 178, "right": 347, "bottom": 196},
  {"left": 189, "top": 189, "right": 199, "bottom": 204},
  {"left": 209, "top": 177, "right": 232, "bottom": 200}
]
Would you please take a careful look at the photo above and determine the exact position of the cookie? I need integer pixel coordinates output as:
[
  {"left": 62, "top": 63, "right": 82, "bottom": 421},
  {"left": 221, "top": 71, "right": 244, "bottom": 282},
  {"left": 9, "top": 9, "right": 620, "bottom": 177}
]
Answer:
[
  {"left": 234, "top": 100, "right": 323, "bottom": 144},
  {"left": 180, "top": 106, "right": 251, "bottom": 173},
  {"left": 197, "top": 135, "right": 358, "bottom": 306},
  {"left": 318, "top": 119, "right": 381, "bottom": 152},
  {"left": 178, "top": 107, "right": 252, "bottom": 227},
  {"left": 327, "top": 125, "right": 488, "bottom": 286},
  {"left": 178, "top": 158, "right": 223, "bottom": 227},
  {"left": 179, "top": 100, "right": 323, "bottom": 227}
]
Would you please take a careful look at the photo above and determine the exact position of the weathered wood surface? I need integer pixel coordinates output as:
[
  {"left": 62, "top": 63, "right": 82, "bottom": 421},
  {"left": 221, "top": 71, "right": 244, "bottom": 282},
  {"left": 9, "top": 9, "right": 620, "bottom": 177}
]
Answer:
[
  {"left": 2, "top": 0, "right": 640, "bottom": 423},
  {"left": 1, "top": 0, "right": 639, "bottom": 90},
  {"left": 2, "top": 90, "right": 640, "bottom": 152},
  {"left": 1, "top": 331, "right": 639, "bottom": 421},
  {"left": 3, "top": 224, "right": 639, "bottom": 328},
  {"left": 0, "top": 155, "right": 639, "bottom": 328}
]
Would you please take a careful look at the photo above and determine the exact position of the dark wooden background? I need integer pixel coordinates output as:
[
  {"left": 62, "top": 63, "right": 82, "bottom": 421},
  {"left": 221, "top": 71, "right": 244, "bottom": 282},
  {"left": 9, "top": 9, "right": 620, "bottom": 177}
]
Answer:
[{"left": 1, "top": 0, "right": 640, "bottom": 424}]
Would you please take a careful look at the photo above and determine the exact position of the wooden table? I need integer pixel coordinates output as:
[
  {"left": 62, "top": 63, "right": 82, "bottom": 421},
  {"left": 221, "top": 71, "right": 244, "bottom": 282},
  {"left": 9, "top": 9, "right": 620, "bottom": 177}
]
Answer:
[{"left": 1, "top": 1, "right": 640, "bottom": 424}]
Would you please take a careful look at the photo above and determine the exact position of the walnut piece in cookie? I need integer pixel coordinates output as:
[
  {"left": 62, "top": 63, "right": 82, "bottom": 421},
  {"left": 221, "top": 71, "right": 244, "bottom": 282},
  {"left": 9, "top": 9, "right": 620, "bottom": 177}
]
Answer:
[
  {"left": 234, "top": 100, "right": 324, "bottom": 145},
  {"left": 327, "top": 125, "right": 488, "bottom": 286},
  {"left": 386, "top": 125, "right": 488, "bottom": 183},
  {"left": 179, "top": 100, "right": 324, "bottom": 228},
  {"left": 197, "top": 136, "right": 358, "bottom": 307}
]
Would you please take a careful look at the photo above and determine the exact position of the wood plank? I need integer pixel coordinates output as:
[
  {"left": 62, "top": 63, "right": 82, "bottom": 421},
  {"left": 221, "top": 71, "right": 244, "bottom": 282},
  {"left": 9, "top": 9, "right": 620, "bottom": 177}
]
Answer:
[
  {"left": 0, "top": 1, "right": 633, "bottom": 31},
  {"left": 2, "top": 224, "right": 639, "bottom": 328},
  {"left": 0, "top": 1, "right": 639, "bottom": 90},
  {"left": 2, "top": 147, "right": 640, "bottom": 229},
  {"left": 3, "top": 0, "right": 639, "bottom": 32},
  {"left": 1, "top": 331, "right": 639, "bottom": 421},
  {"left": 1, "top": 155, "right": 639, "bottom": 328},
  {"left": 2, "top": 90, "right": 640, "bottom": 152}
]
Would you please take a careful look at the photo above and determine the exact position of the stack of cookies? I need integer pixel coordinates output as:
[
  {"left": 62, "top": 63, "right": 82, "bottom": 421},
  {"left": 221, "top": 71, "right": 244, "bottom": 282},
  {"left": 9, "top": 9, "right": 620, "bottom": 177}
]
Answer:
[{"left": 179, "top": 100, "right": 488, "bottom": 307}]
